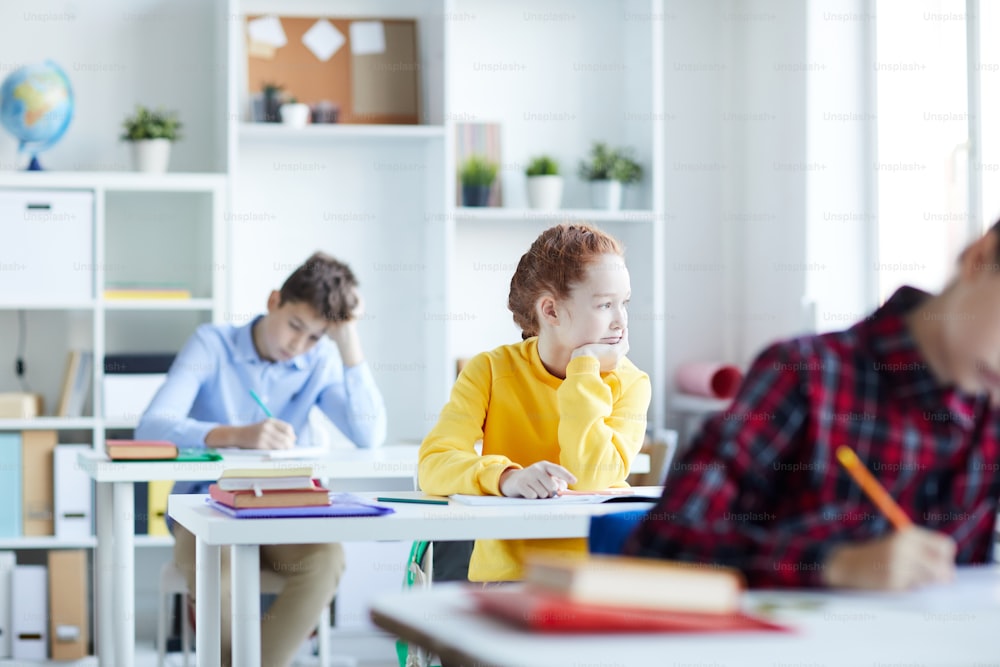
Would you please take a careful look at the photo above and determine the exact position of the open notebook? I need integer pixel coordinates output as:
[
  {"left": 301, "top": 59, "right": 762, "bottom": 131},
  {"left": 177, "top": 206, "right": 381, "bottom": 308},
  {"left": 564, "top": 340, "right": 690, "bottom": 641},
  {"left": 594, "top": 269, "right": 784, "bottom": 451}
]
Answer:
[{"left": 449, "top": 491, "right": 661, "bottom": 506}]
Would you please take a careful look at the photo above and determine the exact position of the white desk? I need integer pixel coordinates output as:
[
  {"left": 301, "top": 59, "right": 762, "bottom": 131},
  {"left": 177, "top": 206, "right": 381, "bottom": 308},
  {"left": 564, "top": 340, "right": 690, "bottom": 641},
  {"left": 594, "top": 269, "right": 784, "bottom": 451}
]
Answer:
[
  {"left": 78, "top": 445, "right": 421, "bottom": 667},
  {"left": 167, "top": 490, "right": 660, "bottom": 667},
  {"left": 370, "top": 567, "right": 1000, "bottom": 667}
]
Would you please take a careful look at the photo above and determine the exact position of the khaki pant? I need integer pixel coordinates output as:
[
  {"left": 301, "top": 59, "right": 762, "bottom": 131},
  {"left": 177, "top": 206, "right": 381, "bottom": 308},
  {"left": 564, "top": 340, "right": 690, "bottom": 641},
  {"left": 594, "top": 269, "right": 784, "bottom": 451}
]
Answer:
[{"left": 173, "top": 524, "right": 345, "bottom": 667}]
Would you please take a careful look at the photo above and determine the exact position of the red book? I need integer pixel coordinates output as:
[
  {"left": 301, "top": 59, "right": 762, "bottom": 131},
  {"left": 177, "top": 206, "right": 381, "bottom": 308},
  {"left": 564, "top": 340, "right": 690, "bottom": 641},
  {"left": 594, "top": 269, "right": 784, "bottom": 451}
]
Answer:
[
  {"left": 106, "top": 439, "right": 178, "bottom": 461},
  {"left": 208, "top": 482, "right": 331, "bottom": 509},
  {"left": 471, "top": 588, "right": 790, "bottom": 634}
]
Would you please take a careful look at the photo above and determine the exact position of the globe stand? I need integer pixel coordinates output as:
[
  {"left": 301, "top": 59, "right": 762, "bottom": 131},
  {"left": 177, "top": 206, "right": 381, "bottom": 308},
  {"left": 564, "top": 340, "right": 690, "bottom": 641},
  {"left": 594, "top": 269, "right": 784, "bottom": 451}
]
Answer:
[{"left": 26, "top": 155, "right": 43, "bottom": 171}]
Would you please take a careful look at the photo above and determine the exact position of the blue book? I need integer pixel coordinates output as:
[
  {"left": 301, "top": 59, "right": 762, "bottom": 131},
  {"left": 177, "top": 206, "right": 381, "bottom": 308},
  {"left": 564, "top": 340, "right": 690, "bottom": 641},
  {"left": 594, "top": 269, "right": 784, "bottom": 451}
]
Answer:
[
  {"left": 0, "top": 433, "right": 22, "bottom": 537},
  {"left": 205, "top": 493, "right": 394, "bottom": 519}
]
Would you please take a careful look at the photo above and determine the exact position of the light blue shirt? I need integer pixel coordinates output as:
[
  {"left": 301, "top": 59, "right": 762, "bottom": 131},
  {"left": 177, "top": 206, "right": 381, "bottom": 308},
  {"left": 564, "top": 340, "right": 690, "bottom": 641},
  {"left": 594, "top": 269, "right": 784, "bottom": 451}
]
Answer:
[{"left": 135, "top": 317, "right": 387, "bottom": 497}]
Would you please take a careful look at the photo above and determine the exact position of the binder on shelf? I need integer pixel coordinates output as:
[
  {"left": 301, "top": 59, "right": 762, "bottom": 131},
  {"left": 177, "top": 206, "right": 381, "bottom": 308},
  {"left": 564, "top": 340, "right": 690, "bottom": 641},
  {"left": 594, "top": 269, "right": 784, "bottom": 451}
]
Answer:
[
  {"left": 0, "top": 551, "right": 15, "bottom": 659},
  {"left": 0, "top": 434, "right": 22, "bottom": 538},
  {"left": 53, "top": 445, "right": 93, "bottom": 540},
  {"left": 134, "top": 482, "right": 149, "bottom": 535},
  {"left": 148, "top": 480, "right": 173, "bottom": 536},
  {"left": 11, "top": 564, "right": 47, "bottom": 660},
  {"left": 47, "top": 550, "right": 88, "bottom": 660},
  {"left": 56, "top": 350, "right": 92, "bottom": 418},
  {"left": 21, "top": 430, "right": 58, "bottom": 536}
]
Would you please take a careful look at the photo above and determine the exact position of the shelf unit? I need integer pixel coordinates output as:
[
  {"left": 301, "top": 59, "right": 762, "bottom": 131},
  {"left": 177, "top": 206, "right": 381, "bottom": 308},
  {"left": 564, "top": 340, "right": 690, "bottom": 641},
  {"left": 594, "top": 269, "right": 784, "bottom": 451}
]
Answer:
[
  {"left": 0, "top": 172, "right": 227, "bottom": 555},
  {"left": 226, "top": 0, "right": 667, "bottom": 438}
]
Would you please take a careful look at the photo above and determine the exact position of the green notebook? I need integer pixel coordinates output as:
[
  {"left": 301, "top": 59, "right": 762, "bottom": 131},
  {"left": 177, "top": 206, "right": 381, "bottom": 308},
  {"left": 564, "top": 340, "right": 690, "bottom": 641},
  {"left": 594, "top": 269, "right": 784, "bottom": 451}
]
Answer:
[{"left": 176, "top": 448, "right": 223, "bottom": 462}]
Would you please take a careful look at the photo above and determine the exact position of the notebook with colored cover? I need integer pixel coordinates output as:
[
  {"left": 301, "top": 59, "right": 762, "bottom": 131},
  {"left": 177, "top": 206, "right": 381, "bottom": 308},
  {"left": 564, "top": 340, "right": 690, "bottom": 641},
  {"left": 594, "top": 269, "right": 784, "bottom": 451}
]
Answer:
[
  {"left": 471, "top": 588, "right": 790, "bottom": 633},
  {"left": 205, "top": 493, "right": 394, "bottom": 518},
  {"left": 208, "top": 482, "right": 331, "bottom": 508}
]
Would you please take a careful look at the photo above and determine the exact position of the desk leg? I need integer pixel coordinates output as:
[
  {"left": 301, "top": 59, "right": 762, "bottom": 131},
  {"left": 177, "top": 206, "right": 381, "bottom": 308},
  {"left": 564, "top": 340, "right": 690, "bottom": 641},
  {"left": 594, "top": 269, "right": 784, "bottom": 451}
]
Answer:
[
  {"left": 232, "top": 544, "right": 261, "bottom": 667},
  {"left": 196, "top": 539, "right": 221, "bottom": 667},
  {"left": 95, "top": 482, "right": 114, "bottom": 666},
  {"left": 112, "top": 481, "right": 135, "bottom": 666}
]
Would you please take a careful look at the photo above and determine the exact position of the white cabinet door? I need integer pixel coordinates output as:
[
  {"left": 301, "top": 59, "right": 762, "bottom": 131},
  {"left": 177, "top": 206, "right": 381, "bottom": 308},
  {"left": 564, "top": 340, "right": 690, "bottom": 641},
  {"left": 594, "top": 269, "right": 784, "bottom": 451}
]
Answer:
[{"left": 0, "top": 189, "right": 94, "bottom": 303}]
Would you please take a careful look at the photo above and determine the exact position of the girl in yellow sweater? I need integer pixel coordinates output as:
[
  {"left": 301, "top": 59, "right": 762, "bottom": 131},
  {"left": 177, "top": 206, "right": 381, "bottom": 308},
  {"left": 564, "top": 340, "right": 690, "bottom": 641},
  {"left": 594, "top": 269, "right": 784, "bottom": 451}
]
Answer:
[{"left": 418, "top": 223, "right": 652, "bottom": 581}]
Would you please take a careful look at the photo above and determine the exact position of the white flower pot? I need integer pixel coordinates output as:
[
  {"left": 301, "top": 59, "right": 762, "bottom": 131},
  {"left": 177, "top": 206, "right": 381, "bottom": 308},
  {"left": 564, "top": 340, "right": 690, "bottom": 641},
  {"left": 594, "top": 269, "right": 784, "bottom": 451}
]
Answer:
[
  {"left": 130, "top": 139, "right": 172, "bottom": 174},
  {"left": 280, "top": 103, "right": 311, "bottom": 128},
  {"left": 589, "top": 180, "right": 623, "bottom": 210},
  {"left": 526, "top": 175, "right": 564, "bottom": 210}
]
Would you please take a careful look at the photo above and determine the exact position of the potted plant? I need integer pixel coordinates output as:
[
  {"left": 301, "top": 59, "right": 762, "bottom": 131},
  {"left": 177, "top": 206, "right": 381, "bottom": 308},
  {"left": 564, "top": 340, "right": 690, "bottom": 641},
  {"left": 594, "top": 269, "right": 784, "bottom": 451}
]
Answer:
[
  {"left": 460, "top": 155, "right": 498, "bottom": 207},
  {"left": 121, "top": 105, "right": 182, "bottom": 174},
  {"left": 525, "top": 155, "right": 563, "bottom": 210},
  {"left": 577, "top": 142, "right": 643, "bottom": 210},
  {"left": 261, "top": 82, "right": 284, "bottom": 122},
  {"left": 279, "top": 96, "right": 310, "bottom": 128}
]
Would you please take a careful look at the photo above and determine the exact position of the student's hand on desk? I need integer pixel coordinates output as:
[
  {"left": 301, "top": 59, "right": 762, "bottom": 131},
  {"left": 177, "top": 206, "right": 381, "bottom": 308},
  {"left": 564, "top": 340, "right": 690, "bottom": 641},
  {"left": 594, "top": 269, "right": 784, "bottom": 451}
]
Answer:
[
  {"left": 570, "top": 328, "right": 629, "bottom": 373},
  {"left": 239, "top": 418, "right": 296, "bottom": 450},
  {"left": 499, "top": 461, "right": 577, "bottom": 499},
  {"left": 822, "top": 527, "right": 957, "bottom": 591}
]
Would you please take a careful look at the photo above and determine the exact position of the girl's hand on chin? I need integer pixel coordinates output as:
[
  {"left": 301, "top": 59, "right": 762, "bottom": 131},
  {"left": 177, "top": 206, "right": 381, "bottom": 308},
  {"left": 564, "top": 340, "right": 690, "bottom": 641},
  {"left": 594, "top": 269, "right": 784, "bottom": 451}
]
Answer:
[{"left": 570, "top": 328, "right": 629, "bottom": 372}]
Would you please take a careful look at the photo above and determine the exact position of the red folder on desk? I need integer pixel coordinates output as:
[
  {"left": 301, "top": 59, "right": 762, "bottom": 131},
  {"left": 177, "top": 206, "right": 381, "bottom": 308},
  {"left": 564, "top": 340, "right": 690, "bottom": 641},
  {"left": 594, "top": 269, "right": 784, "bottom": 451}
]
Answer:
[{"left": 471, "top": 589, "right": 790, "bottom": 634}]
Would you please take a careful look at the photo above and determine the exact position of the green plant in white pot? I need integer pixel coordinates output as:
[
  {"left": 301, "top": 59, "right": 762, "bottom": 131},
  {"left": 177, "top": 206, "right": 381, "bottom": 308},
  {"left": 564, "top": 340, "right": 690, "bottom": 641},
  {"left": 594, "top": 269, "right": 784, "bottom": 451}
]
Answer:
[
  {"left": 525, "top": 155, "right": 563, "bottom": 210},
  {"left": 121, "top": 105, "right": 182, "bottom": 174},
  {"left": 577, "top": 142, "right": 642, "bottom": 210}
]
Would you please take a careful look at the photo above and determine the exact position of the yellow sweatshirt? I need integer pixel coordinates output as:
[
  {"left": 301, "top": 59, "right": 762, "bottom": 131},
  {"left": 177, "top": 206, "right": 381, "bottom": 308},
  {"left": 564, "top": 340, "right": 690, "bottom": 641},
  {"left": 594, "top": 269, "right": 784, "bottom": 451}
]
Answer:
[{"left": 418, "top": 337, "right": 651, "bottom": 581}]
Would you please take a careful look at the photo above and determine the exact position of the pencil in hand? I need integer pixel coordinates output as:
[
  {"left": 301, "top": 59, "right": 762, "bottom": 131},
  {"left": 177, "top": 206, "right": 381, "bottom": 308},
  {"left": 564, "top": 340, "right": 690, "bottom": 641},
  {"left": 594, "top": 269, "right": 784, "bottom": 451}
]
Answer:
[
  {"left": 249, "top": 389, "right": 274, "bottom": 418},
  {"left": 835, "top": 445, "right": 913, "bottom": 531}
]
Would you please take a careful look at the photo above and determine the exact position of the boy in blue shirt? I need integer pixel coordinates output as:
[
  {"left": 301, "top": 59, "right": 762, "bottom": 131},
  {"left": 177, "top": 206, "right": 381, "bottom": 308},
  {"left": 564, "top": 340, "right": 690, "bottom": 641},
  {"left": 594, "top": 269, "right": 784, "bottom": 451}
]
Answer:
[{"left": 136, "top": 251, "right": 386, "bottom": 667}]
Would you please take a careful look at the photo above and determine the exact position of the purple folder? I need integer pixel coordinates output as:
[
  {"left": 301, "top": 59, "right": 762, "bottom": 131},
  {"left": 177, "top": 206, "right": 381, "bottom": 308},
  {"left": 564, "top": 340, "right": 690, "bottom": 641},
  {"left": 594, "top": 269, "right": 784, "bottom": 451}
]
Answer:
[{"left": 206, "top": 493, "right": 395, "bottom": 519}]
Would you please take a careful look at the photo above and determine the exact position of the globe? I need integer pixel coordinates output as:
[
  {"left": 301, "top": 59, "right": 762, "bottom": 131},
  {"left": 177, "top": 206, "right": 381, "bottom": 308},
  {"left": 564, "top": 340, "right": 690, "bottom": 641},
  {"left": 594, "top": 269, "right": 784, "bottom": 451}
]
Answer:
[{"left": 0, "top": 60, "right": 74, "bottom": 171}]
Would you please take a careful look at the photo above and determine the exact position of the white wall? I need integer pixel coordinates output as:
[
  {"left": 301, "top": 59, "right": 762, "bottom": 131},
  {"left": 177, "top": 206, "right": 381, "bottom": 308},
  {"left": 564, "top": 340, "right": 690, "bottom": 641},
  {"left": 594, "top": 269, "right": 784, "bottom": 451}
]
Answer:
[
  {"left": 806, "top": 1, "right": 877, "bottom": 331},
  {"left": 0, "top": 0, "right": 223, "bottom": 172}
]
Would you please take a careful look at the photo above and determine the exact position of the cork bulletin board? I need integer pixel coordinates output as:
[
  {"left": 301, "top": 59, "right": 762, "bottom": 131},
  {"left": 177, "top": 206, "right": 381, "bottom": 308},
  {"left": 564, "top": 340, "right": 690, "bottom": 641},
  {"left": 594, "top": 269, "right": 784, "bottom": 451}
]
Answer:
[{"left": 246, "top": 16, "right": 421, "bottom": 125}]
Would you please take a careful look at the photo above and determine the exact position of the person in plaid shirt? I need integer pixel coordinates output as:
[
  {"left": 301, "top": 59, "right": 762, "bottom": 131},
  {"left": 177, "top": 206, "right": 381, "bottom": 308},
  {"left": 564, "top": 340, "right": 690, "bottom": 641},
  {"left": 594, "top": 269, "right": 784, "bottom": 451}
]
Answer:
[{"left": 624, "top": 222, "right": 1000, "bottom": 590}]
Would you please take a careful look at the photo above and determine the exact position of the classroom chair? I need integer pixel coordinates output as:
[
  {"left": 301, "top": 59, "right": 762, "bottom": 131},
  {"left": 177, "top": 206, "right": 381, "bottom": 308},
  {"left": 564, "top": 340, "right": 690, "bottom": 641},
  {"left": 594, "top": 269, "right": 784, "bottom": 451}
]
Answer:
[{"left": 156, "top": 561, "right": 332, "bottom": 666}]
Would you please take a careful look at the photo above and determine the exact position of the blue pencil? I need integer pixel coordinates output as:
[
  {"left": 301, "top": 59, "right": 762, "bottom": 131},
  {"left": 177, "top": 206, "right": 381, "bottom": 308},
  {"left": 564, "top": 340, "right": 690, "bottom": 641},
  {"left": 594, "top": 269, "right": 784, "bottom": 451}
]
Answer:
[{"left": 248, "top": 389, "right": 274, "bottom": 418}]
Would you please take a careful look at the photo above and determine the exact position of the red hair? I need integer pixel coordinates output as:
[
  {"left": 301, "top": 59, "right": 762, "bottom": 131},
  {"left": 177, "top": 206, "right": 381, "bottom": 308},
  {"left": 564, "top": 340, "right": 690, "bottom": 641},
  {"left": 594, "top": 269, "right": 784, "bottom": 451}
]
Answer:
[{"left": 508, "top": 224, "right": 624, "bottom": 339}]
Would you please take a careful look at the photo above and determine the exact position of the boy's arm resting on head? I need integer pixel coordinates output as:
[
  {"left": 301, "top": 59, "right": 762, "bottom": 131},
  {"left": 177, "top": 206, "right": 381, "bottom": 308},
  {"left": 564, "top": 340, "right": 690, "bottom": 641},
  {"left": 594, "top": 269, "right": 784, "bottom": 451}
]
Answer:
[
  {"left": 134, "top": 328, "right": 221, "bottom": 447},
  {"left": 623, "top": 342, "right": 873, "bottom": 588},
  {"left": 556, "top": 355, "right": 651, "bottom": 489},
  {"left": 418, "top": 354, "right": 518, "bottom": 496},
  {"left": 316, "top": 360, "right": 387, "bottom": 449}
]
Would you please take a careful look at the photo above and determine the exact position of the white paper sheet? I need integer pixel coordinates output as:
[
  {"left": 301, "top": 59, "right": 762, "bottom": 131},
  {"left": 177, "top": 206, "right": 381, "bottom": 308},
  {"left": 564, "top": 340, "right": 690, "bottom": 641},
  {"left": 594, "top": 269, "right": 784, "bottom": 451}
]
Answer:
[
  {"left": 247, "top": 15, "right": 287, "bottom": 48},
  {"left": 302, "top": 18, "right": 344, "bottom": 62},
  {"left": 350, "top": 20, "right": 386, "bottom": 55}
]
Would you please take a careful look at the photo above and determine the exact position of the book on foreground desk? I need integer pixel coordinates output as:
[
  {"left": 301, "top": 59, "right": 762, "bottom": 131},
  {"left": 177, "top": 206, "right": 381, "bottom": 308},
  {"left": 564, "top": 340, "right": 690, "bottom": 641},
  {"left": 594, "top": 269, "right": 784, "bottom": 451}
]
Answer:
[
  {"left": 472, "top": 553, "right": 789, "bottom": 634},
  {"left": 471, "top": 588, "right": 790, "bottom": 633},
  {"left": 206, "top": 494, "right": 394, "bottom": 518}
]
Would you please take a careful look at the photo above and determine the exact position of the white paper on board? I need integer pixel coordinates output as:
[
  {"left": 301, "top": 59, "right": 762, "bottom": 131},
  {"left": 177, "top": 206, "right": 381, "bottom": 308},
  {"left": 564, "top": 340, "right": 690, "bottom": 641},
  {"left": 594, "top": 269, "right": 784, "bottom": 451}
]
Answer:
[
  {"left": 247, "top": 15, "right": 287, "bottom": 48},
  {"left": 349, "top": 20, "right": 386, "bottom": 55},
  {"left": 302, "top": 19, "right": 345, "bottom": 62}
]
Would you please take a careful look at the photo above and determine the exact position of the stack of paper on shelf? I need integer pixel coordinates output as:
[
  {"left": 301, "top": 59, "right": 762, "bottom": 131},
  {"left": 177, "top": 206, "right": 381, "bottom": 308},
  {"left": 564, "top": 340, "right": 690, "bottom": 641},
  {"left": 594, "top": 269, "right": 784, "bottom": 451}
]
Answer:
[
  {"left": 106, "top": 439, "right": 179, "bottom": 460},
  {"left": 472, "top": 554, "right": 789, "bottom": 633}
]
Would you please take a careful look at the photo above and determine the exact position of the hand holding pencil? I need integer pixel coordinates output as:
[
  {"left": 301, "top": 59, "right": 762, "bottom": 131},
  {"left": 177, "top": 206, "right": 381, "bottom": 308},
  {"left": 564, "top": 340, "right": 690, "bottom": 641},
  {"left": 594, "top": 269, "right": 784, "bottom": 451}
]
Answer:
[{"left": 822, "top": 445, "right": 956, "bottom": 591}]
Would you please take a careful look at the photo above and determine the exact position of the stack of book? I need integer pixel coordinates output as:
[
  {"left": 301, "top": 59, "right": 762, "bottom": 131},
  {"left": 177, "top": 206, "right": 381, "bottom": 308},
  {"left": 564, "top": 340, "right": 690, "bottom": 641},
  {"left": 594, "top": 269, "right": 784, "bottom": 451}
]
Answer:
[
  {"left": 472, "top": 554, "right": 789, "bottom": 633},
  {"left": 206, "top": 468, "right": 394, "bottom": 518}
]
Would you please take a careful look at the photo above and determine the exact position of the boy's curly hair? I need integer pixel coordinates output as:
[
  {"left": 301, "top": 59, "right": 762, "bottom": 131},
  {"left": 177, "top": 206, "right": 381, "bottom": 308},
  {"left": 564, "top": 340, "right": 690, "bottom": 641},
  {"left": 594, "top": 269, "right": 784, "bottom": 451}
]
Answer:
[{"left": 279, "top": 251, "right": 359, "bottom": 322}]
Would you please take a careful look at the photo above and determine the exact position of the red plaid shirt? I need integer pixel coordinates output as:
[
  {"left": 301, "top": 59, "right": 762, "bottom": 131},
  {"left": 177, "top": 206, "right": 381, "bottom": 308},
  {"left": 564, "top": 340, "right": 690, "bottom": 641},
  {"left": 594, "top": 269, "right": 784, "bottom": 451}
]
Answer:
[{"left": 624, "top": 287, "right": 1000, "bottom": 587}]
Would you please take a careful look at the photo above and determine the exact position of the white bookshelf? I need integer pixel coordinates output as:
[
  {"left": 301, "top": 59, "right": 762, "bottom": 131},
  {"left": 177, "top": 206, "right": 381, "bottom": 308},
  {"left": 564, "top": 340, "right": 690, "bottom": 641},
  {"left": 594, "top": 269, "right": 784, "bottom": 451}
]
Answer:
[
  {"left": 101, "top": 299, "right": 216, "bottom": 311},
  {"left": 239, "top": 123, "right": 446, "bottom": 140},
  {"left": 0, "top": 171, "right": 227, "bottom": 563},
  {"left": 453, "top": 207, "right": 659, "bottom": 224}
]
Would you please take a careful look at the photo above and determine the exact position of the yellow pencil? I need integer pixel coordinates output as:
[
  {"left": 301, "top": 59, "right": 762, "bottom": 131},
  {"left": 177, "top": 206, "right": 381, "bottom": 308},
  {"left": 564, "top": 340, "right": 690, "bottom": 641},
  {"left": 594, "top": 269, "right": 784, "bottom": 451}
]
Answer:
[{"left": 835, "top": 445, "right": 913, "bottom": 530}]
